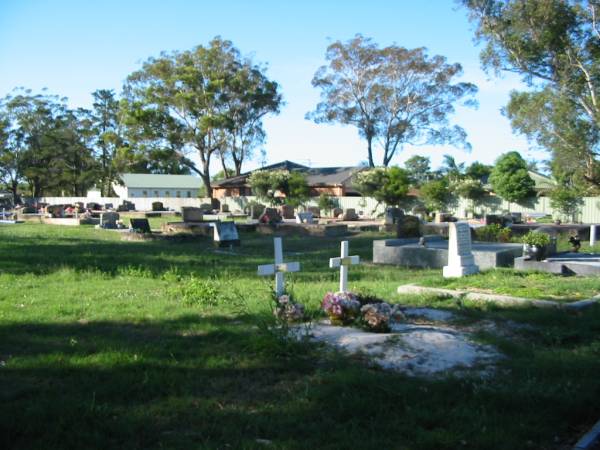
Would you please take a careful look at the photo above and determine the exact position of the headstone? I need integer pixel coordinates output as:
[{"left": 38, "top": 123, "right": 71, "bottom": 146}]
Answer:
[
  {"left": 86, "top": 202, "right": 101, "bottom": 210},
  {"left": 100, "top": 212, "right": 120, "bottom": 229},
  {"left": 332, "top": 207, "right": 343, "bottom": 218},
  {"left": 182, "top": 207, "right": 204, "bottom": 222},
  {"left": 199, "top": 203, "right": 213, "bottom": 212},
  {"left": 212, "top": 221, "right": 240, "bottom": 247},
  {"left": 247, "top": 203, "right": 266, "bottom": 219},
  {"left": 295, "top": 212, "right": 314, "bottom": 224},
  {"left": 257, "top": 237, "right": 300, "bottom": 296},
  {"left": 396, "top": 215, "right": 421, "bottom": 238},
  {"left": 279, "top": 204, "right": 295, "bottom": 219},
  {"left": 152, "top": 201, "right": 164, "bottom": 211},
  {"left": 484, "top": 214, "right": 503, "bottom": 226},
  {"left": 259, "top": 207, "right": 282, "bottom": 224},
  {"left": 443, "top": 222, "right": 479, "bottom": 278},
  {"left": 341, "top": 208, "right": 359, "bottom": 221},
  {"left": 129, "top": 218, "right": 151, "bottom": 234},
  {"left": 329, "top": 240, "right": 360, "bottom": 292},
  {"left": 120, "top": 200, "right": 135, "bottom": 211},
  {"left": 591, "top": 225, "right": 597, "bottom": 247},
  {"left": 385, "top": 207, "right": 403, "bottom": 225},
  {"left": 510, "top": 212, "right": 523, "bottom": 224},
  {"left": 220, "top": 204, "right": 230, "bottom": 213},
  {"left": 307, "top": 206, "right": 321, "bottom": 218},
  {"left": 47, "top": 205, "right": 64, "bottom": 218}
]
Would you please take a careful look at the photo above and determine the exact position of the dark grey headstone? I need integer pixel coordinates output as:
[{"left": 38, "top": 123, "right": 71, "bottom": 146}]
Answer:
[{"left": 130, "top": 218, "right": 151, "bottom": 233}]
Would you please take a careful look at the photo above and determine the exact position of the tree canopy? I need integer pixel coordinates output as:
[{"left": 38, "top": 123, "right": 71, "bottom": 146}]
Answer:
[
  {"left": 461, "top": 0, "right": 600, "bottom": 188},
  {"left": 307, "top": 34, "right": 478, "bottom": 167},
  {"left": 489, "top": 151, "right": 535, "bottom": 204},
  {"left": 122, "top": 37, "right": 281, "bottom": 196},
  {"left": 353, "top": 166, "right": 411, "bottom": 207}
]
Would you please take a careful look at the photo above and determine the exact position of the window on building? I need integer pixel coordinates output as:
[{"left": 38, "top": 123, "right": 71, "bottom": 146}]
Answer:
[
  {"left": 154, "top": 190, "right": 159, "bottom": 197},
  {"left": 142, "top": 191, "right": 148, "bottom": 198},
  {"left": 187, "top": 191, "right": 191, "bottom": 198},
  {"left": 130, "top": 192, "right": 135, "bottom": 197},
  {"left": 165, "top": 191, "right": 171, "bottom": 197},
  {"left": 176, "top": 191, "right": 181, "bottom": 198}
]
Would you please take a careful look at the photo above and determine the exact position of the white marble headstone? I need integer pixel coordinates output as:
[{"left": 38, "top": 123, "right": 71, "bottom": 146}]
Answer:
[{"left": 443, "top": 222, "right": 479, "bottom": 278}]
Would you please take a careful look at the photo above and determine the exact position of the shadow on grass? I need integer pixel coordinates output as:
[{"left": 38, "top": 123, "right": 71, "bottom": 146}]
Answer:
[
  {"left": 0, "top": 230, "right": 384, "bottom": 279},
  {"left": 1, "top": 313, "right": 600, "bottom": 449}
]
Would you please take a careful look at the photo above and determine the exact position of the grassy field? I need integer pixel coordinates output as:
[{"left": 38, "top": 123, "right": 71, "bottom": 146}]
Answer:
[{"left": 1, "top": 223, "right": 599, "bottom": 449}]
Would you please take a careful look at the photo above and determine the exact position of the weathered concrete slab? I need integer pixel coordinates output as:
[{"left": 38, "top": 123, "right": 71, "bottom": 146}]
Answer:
[
  {"left": 464, "top": 292, "right": 560, "bottom": 309},
  {"left": 397, "top": 284, "right": 599, "bottom": 310},
  {"left": 397, "top": 284, "right": 465, "bottom": 298},
  {"left": 515, "top": 253, "right": 600, "bottom": 276},
  {"left": 161, "top": 221, "right": 213, "bottom": 236},
  {"left": 374, "top": 238, "right": 522, "bottom": 270}
]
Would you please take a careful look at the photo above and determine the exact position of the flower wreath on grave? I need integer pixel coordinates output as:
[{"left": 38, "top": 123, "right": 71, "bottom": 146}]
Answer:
[
  {"left": 321, "top": 291, "right": 361, "bottom": 325},
  {"left": 273, "top": 293, "right": 306, "bottom": 323},
  {"left": 355, "top": 291, "right": 406, "bottom": 333}
]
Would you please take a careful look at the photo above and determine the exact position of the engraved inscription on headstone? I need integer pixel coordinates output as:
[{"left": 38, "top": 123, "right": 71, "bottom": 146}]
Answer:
[{"left": 443, "top": 222, "right": 479, "bottom": 278}]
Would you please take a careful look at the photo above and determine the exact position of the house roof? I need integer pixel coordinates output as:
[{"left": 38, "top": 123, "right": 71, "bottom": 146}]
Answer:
[
  {"left": 118, "top": 173, "right": 201, "bottom": 189},
  {"left": 212, "top": 161, "right": 359, "bottom": 190},
  {"left": 528, "top": 170, "right": 556, "bottom": 191}
]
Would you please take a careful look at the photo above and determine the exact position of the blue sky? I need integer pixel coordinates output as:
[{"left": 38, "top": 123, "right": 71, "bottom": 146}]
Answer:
[{"left": 0, "top": 0, "right": 542, "bottom": 171}]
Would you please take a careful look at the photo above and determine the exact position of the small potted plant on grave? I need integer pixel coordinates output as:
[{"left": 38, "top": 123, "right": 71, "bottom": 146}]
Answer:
[
  {"left": 321, "top": 292, "right": 361, "bottom": 325},
  {"left": 522, "top": 231, "right": 551, "bottom": 261},
  {"left": 273, "top": 293, "right": 306, "bottom": 323}
]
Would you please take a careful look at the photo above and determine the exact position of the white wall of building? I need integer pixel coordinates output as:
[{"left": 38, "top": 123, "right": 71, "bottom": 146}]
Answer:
[{"left": 126, "top": 188, "right": 200, "bottom": 199}]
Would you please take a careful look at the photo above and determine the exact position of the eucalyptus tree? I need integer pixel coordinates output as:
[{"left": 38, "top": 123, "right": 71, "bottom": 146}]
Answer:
[
  {"left": 122, "top": 37, "right": 280, "bottom": 195},
  {"left": 461, "top": 0, "right": 600, "bottom": 187},
  {"left": 307, "top": 34, "right": 477, "bottom": 167},
  {"left": 218, "top": 60, "right": 281, "bottom": 178},
  {"left": 90, "top": 89, "right": 123, "bottom": 195}
]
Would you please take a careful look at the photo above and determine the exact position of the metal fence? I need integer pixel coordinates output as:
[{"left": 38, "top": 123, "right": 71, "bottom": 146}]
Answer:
[{"left": 450, "top": 196, "right": 600, "bottom": 223}]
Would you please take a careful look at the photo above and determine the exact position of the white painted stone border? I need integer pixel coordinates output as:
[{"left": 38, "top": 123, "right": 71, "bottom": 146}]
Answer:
[{"left": 397, "top": 284, "right": 599, "bottom": 311}]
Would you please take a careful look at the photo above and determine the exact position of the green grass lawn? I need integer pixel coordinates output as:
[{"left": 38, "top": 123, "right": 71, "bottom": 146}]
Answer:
[{"left": 1, "top": 224, "right": 599, "bottom": 449}]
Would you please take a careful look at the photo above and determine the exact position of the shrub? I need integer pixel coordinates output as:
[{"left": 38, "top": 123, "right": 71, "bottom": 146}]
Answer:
[
  {"left": 318, "top": 193, "right": 337, "bottom": 215},
  {"left": 474, "top": 224, "right": 512, "bottom": 242},
  {"left": 179, "top": 277, "right": 220, "bottom": 306},
  {"left": 522, "top": 230, "right": 551, "bottom": 247}
]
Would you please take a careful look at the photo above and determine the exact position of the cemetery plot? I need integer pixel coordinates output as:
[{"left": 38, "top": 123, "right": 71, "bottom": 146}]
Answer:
[{"left": 0, "top": 223, "right": 599, "bottom": 450}]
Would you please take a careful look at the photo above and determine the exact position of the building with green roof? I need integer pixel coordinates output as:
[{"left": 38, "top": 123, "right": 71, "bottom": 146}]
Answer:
[{"left": 112, "top": 173, "right": 202, "bottom": 199}]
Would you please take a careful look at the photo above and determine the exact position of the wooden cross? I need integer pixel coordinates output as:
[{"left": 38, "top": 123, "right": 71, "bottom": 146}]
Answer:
[
  {"left": 329, "top": 240, "right": 360, "bottom": 292},
  {"left": 257, "top": 237, "right": 300, "bottom": 296}
]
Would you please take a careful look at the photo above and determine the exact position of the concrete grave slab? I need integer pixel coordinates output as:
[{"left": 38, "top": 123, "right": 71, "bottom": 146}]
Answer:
[{"left": 374, "top": 236, "right": 522, "bottom": 270}]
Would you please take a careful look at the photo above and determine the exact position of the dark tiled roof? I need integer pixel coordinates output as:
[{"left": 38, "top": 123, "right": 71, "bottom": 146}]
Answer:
[{"left": 212, "top": 161, "right": 359, "bottom": 189}]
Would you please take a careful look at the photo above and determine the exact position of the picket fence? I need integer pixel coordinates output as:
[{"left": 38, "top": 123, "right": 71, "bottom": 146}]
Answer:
[{"left": 36, "top": 195, "right": 600, "bottom": 223}]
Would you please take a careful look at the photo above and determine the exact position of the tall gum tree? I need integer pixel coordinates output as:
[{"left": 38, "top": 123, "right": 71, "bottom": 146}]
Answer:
[
  {"left": 461, "top": 0, "right": 600, "bottom": 188},
  {"left": 307, "top": 35, "right": 478, "bottom": 167},
  {"left": 122, "top": 37, "right": 281, "bottom": 195}
]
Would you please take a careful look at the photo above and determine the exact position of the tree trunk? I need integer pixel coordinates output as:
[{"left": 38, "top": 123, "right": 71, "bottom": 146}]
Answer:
[
  {"left": 10, "top": 179, "right": 18, "bottom": 204},
  {"left": 367, "top": 135, "right": 375, "bottom": 167}
]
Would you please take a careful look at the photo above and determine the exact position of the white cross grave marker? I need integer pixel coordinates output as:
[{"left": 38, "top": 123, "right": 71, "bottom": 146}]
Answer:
[
  {"left": 329, "top": 240, "right": 360, "bottom": 292},
  {"left": 257, "top": 237, "right": 300, "bottom": 296}
]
